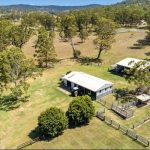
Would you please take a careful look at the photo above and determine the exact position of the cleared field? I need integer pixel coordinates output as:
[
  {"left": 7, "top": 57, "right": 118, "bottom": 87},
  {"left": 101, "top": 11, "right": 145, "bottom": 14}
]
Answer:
[
  {"left": 22, "top": 30, "right": 150, "bottom": 62},
  {"left": 0, "top": 29, "right": 150, "bottom": 149}
]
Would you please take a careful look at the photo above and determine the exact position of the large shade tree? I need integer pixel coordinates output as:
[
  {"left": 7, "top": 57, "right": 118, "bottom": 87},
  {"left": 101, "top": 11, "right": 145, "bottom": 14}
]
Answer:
[
  {"left": 38, "top": 107, "right": 68, "bottom": 138},
  {"left": 10, "top": 23, "right": 33, "bottom": 48},
  {"left": 66, "top": 95, "right": 95, "bottom": 127},
  {"left": 0, "top": 47, "right": 40, "bottom": 105},
  {"left": 59, "top": 14, "right": 78, "bottom": 58},
  {"left": 94, "top": 17, "right": 116, "bottom": 60}
]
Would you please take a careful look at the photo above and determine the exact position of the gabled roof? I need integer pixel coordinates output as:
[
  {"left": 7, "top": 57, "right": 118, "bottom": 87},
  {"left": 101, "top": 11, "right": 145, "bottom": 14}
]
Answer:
[
  {"left": 62, "top": 71, "right": 113, "bottom": 92},
  {"left": 136, "top": 94, "right": 150, "bottom": 102},
  {"left": 116, "top": 58, "right": 143, "bottom": 68}
]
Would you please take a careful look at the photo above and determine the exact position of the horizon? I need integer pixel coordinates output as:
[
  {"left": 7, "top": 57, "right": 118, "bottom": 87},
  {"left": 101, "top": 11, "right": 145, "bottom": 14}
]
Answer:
[{"left": 0, "top": 0, "right": 123, "bottom": 6}]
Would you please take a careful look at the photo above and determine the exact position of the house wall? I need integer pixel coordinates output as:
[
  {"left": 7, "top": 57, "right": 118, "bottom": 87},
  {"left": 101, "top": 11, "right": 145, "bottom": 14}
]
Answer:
[
  {"left": 115, "top": 65, "right": 125, "bottom": 73},
  {"left": 63, "top": 79, "right": 67, "bottom": 86},
  {"left": 96, "top": 86, "right": 113, "bottom": 100},
  {"left": 63, "top": 79, "right": 113, "bottom": 100}
]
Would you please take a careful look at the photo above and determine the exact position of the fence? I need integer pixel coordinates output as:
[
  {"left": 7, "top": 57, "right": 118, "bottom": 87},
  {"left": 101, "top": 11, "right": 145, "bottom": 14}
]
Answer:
[
  {"left": 17, "top": 137, "right": 40, "bottom": 149},
  {"left": 121, "top": 101, "right": 137, "bottom": 110},
  {"left": 112, "top": 103, "right": 134, "bottom": 119},
  {"left": 96, "top": 112, "right": 149, "bottom": 147},
  {"left": 96, "top": 100, "right": 112, "bottom": 110},
  {"left": 132, "top": 115, "right": 150, "bottom": 129},
  {"left": 96, "top": 100, "right": 134, "bottom": 119},
  {"left": 96, "top": 109, "right": 105, "bottom": 120}
]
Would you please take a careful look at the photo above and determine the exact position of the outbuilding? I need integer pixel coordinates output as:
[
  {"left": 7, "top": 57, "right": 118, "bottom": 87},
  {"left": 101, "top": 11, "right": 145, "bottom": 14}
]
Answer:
[
  {"left": 136, "top": 94, "right": 150, "bottom": 106},
  {"left": 62, "top": 71, "right": 113, "bottom": 100},
  {"left": 114, "top": 58, "right": 143, "bottom": 73}
]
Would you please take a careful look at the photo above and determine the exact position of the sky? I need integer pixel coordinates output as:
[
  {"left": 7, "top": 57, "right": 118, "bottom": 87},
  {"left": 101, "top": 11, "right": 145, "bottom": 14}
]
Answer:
[{"left": 0, "top": 0, "right": 123, "bottom": 6}]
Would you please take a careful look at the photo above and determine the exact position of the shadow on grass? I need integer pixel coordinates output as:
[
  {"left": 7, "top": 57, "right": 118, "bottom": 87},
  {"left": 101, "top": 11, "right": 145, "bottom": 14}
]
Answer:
[
  {"left": 77, "top": 56, "right": 102, "bottom": 66},
  {"left": 114, "top": 88, "right": 137, "bottom": 103},
  {"left": 28, "top": 126, "right": 66, "bottom": 142},
  {"left": 0, "top": 95, "right": 20, "bottom": 111},
  {"left": 145, "top": 52, "right": 150, "bottom": 56},
  {"left": 29, "top": 122, "right": 89, "bottom": 142},
  {"left": 129, "top": 31, "right": 150, "bottom": 50}
]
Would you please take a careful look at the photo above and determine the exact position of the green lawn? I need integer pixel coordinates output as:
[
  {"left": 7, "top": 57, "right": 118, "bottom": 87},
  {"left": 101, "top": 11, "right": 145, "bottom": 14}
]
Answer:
[
  {"left": 0, "top": 61, "right": 149, "bottom": 149},
  {"left": 0, "top": 30, "right": 150, "bottom": 149}
]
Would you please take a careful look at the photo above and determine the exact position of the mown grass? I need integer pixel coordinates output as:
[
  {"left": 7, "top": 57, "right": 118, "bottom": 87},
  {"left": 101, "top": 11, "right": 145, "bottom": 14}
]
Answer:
[{"left": 0, "top": 30, "right": 150, "bottom": 149}]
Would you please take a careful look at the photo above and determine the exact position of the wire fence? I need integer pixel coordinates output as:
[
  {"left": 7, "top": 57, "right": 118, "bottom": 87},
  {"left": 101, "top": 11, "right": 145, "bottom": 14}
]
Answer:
[
  {"left": 132, "top": 115, "right": 150, "bottom": 129},
  {"left": 96, "top": 111, "right": 149, "bottom": 147}
]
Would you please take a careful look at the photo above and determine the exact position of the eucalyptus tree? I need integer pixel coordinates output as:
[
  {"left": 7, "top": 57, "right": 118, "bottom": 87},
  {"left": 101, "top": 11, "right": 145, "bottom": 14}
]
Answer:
[
  {"left": 10, "top": 23, "right": 33, "bottom": 48},
  {"left": 94, "top": 17, "right": 116, "bottom": 60},
  {"left": 0, "top": 47, "right": 40, "bottom": 101},
  {"left": 125, "top": 60, "right": 150, "bottom": 93},
  {"left": 0, "top": 20, "right": 12, "bottom": 51},
  {"left": 39, "top": 13, "right": 56, "bottom": 31},
  {"left": 59, "top": 14, "right": 78, "bottom": 58},
  {"left": 35, "top": 28, "right": 56, "bottom": 68}
]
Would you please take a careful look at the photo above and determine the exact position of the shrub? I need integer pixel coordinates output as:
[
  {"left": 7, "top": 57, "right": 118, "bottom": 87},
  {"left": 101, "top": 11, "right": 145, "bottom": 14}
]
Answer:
[
  {"left": 66, "top": 95, "right": 95, "bottom": 127},
  {"left": 38, "top": 107, "right": 68, "bottom": 138}
]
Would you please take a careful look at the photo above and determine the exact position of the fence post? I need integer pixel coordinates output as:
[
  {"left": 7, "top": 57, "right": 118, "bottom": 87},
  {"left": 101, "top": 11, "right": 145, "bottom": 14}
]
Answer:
[{"left": 133, "top": 124, "right": 134, "bottom": 129}]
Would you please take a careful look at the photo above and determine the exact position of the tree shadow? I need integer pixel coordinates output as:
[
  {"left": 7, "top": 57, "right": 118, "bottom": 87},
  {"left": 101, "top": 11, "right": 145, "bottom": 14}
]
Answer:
[
  {"left": 129, "top": 31, "right": 150, "bottom": 50},
  {"left": 145, "top": 52, "right": 150, "bottom": 56},
  {"left": 28, "top": 126, "right": 64, "bottom": 142},
  {"left": 77, "top": 56, "right": 102, "bottom": 66},
  {"left": 113, "top": 88, "right": 137, "bottom": 103},
  {"left": 0, "top": 95, "right": 20, "bottom": 111}
]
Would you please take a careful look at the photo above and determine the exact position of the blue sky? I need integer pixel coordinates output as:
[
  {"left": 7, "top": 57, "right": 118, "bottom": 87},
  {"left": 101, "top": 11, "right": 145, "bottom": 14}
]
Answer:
[{"left": 0, "top": 0, "right": 123, "bottom": 6}]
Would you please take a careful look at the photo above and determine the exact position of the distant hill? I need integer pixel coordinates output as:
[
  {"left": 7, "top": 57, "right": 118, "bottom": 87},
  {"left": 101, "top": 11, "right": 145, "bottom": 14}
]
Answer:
[
  {"left": 0, "top": 4, "right": 101, "bottom": 12},
  {"left": 120, "top": 0, "right": 150, "bottom": 5}
]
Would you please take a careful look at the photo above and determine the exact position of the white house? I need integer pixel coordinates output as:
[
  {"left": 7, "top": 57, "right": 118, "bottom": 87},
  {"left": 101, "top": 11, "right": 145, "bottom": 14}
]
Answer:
[{"left": 62, "top": 71, "right": 113, "bottom": 100}]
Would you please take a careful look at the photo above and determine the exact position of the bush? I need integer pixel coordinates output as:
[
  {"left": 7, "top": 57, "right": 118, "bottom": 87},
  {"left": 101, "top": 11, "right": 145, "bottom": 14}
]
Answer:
[
  {"left": 38, "top": 107, "right": 68, "bottom": 138},
  {"left": 66, "top": 95, "right": 95, "bottom": 127}
]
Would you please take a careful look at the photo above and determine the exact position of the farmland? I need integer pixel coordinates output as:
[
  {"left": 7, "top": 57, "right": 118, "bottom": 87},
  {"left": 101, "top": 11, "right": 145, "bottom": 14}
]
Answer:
[{"left": 0, "top": 29, "right": 150, "bottom": 149}]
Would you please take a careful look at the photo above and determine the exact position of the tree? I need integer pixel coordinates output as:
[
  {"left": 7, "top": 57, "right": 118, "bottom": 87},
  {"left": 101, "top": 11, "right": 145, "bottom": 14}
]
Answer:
[
  {"left": 34, "top": 28, "right": 56, "bottom": 68},
  {"left": 10, "top": 23, "right": 33, "bottom": 48},
  {"left": 38, "top": 107, "right": 68, "bottom": 138},
  {"left": 94, "top": 17, "right": 116, "bottom": 60},
  {"left": 66, "top": 95, "right": 95, "bottom": 127},
  {"left": 74, "top": 10, "right": 91, "bottom": 42},
  {"left": 0, "top": 20, "right": 12, "bottom": 51},
  {"left": 0, "top": 47, "right": 40, "bottom": 103},
  {"left": 115, "top": 5, "right": 144, "bottom": 27},
  {"left": 39, "top": 13, "right": 56, "bottom": 31},
  {"left": 59, "top": 14, "right": 78, "bottom": 58},
  {"left": 125, "top": 60, "right": 150, "bottom": 93}
]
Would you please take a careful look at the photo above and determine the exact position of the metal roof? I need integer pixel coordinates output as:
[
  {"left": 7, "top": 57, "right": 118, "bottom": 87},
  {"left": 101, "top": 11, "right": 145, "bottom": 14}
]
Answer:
[
  {"left": 62, "top": 71, "right": 113, "bottom": 92},
  {"left": 136, "top": 94, "right": 150, "bottom": 102},
  {"left": 116, "top": 58, "right": 143, "bottom": 68}
]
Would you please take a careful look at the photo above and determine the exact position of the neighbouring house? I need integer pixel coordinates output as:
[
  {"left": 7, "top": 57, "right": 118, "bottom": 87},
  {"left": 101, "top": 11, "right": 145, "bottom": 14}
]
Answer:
[
  {"left": 62, "top": 71, "right": 113, "bottom": 100},
  {"left": 136, "top": 94, "right": 150, "bottom": 106},
  {"left": 113, "top": 57, "right": 143, "bottom": 73}
]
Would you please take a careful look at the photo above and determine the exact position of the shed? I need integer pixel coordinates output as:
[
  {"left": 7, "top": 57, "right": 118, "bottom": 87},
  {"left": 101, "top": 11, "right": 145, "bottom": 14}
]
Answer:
[
  {"left": 114, "top": 58, "right": 143, "bottom": 73},
  {"left": 62, "top": 71, "right": 113, "bottom": 100},
  {"left": 136, "top": 94, "right": 150, "bottom": 105}
]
